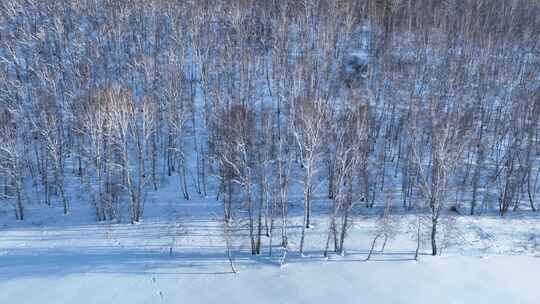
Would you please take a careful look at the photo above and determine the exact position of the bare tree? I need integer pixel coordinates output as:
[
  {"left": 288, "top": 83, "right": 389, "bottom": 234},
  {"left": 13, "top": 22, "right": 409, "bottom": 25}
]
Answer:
[
  {"left": 409, "top": 96, "right": 471, "bottom": 255},
  {"left": 324, "top": 102, "right": 370, "bottom": 256},
  {"left": 0, "top": 105, "right": 24, "bottom": 220},
  {"left": 293, "top": 98, "right": 328, "bottom": 255}
]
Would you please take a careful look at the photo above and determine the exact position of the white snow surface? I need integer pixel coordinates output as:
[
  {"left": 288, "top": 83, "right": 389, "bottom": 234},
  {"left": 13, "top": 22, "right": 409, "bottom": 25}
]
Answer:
[
  {"left": 2, "top": 255, "right": 539, "bottom": 304},
  {"left": 1, "top": 182, "right": 540, "bottom": 303}
]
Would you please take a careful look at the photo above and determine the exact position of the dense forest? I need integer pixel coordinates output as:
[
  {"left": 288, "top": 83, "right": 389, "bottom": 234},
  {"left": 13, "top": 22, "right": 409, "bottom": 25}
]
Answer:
[{"left": 0, "top": 0, "right": 539, "bottom": 264}]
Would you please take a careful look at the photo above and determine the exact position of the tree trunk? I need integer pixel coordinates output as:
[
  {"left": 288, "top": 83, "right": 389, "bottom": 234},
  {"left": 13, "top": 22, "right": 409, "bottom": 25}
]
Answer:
[
  {"left": 431, "top": 213, "right": 438, "bottom": 256},
  {"left": 15, "top": 182, "right": 24, "bottom": 221}
]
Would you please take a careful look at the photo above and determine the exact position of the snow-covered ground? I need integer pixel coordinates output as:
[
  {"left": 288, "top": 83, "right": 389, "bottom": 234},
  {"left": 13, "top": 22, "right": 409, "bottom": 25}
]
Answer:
[
  {"left": 2, "top": 255, "right": 539, "bottom": 304},
  {"left": 2, "top": 183, "right": 540, "bottom": 303}
]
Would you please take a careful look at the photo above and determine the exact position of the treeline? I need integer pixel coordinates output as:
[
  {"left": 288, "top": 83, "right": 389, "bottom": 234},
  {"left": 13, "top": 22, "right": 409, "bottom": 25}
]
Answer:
[{"left": 0, "top": 0, "right": 539, "bottom": 259}]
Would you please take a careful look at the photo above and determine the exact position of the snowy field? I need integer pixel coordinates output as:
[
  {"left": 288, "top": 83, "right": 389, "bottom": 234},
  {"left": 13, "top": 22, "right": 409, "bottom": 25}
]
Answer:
[
  {"left": 2, "top": 190, "right": 540, "bottom": 304},
  {"left": 2, "top": 255, "right": 539, "bottom": 304}
]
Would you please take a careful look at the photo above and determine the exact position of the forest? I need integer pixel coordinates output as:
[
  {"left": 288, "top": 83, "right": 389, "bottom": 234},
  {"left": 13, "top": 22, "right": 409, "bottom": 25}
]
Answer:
[{"left": 0, "top": 0, "right": 539, "bottom": 271}]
